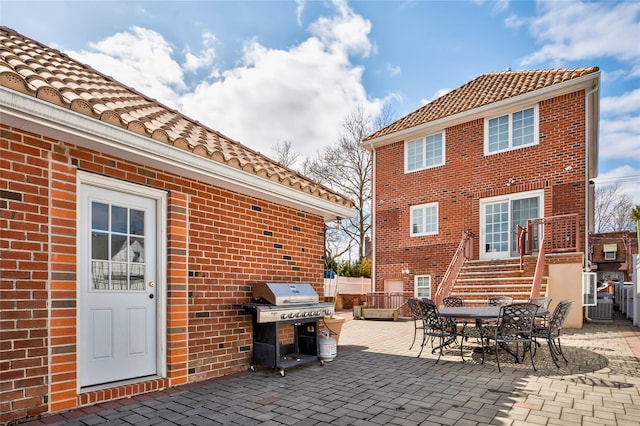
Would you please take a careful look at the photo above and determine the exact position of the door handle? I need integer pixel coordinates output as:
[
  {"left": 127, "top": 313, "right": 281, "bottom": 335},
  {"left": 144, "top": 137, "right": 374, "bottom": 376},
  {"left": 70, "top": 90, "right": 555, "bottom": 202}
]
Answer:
[
  {"left": 148, "top": 281, "right": 155, "bottom": 287},
  {"left": 149, "top": 294, "right": 154, "bottom": 299}
]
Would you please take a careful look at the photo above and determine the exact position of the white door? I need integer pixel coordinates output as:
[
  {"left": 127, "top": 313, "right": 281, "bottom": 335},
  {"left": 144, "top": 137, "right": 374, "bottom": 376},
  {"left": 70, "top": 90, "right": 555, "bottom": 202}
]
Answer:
[
  {"left": 79, "top": 184, "right": 158, "bottom": 387},
  {"left": 480, "top": 191, "right": 542, "bottom": 260}
]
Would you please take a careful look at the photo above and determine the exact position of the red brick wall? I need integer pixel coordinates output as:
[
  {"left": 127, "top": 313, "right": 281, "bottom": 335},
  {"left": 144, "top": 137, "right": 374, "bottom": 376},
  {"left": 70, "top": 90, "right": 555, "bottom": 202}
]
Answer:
[
  {"left": 0, "top": 123, "right": 325, "bottom": 423},
  {"left": 374, "top": 90, "right": 588, "bottom": 295}
]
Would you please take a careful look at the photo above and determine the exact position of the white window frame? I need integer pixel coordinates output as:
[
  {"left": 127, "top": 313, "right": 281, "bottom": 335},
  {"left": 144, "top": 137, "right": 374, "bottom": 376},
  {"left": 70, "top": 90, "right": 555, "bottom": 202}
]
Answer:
[
  {"left": 405, "top": 132, "right": 445, "bottom": 173},
  {"left": 410, "top": 202, "right": 439, "bottom": 237},
  {"left": 604, "top": 250, "right": 616, "bottom": 260},
  {"left": 484, "top": 105, "right": 539, "bottom": 155},
  {"left": 479, "top": 189, "right": 544, "bottom": 260},
  {"left": 414, "top": 275, "right": 431, "bottom": 299}
]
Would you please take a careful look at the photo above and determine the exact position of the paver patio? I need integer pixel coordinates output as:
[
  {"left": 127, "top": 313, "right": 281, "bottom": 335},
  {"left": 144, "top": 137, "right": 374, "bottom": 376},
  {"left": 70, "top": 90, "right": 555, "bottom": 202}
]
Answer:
[{"left": 16, "top": 310, "right": 640, "bottom": 426}]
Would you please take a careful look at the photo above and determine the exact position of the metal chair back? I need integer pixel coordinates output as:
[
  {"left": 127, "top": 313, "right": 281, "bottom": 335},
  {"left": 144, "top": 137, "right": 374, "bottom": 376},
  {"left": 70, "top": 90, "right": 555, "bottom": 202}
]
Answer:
[
  {"left": 528, "top": 297, "right": 551, "bottom": 310},
  {"left": 484, "top": 302, "right": 538, "bottom": 371},
  {"left": 488, "top": 296, "right": 513, "bottom": 306},
  {"left": 546, "top": 300, "right": 573, "bottom": 338},
  {"left": 443, "top": 297, "right": 464, "bottom": 307},
  {"left": 532, "top": 300, "right": 573, "bottom": 367}
]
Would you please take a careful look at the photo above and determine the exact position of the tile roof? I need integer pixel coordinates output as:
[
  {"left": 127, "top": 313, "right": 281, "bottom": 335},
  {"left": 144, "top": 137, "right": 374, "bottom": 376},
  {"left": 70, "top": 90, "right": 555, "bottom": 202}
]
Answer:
[
  {"left": 364, "top": 67, "right": 599, "bottom": 142},
  {"left": 0, "top": 26, "right": 353, "bottom": 209}
]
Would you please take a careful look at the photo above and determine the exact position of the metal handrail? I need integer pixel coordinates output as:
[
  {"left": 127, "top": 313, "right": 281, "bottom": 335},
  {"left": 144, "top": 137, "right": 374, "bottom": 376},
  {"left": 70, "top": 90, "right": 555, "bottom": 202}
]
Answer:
[{"left": 435, "top": 230, "right": 474, "bottom": 306}]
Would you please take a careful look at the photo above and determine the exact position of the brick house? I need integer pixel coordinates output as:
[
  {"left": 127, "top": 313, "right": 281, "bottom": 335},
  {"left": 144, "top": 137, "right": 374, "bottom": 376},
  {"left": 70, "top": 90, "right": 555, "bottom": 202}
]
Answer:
[
  {"left": 590, "top": 231, "right": 638, "bottom": 283},
  {"left": 0, "top": 27, "right": 354, "bottom": 424},
  {"left": 362, "top": 68, "right": 600, "bottom": 308}
]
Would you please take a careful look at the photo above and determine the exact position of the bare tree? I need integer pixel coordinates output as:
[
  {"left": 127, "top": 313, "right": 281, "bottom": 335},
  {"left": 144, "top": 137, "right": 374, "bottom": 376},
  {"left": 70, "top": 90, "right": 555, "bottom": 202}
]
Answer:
[
  {"left": 595, "top": 183, "right": 635, "bottom": 232},
  {"left": 271, "top": 140, "right": 301, "bottom": 168},
  {"left": 306, "top": 106, "right": 393, "bottom": 264}
]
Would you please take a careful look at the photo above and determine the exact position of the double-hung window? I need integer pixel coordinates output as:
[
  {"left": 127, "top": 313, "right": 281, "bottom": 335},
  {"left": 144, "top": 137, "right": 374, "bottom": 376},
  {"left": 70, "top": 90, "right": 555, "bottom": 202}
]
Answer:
[
  {"left": 406, "top": 132, "right": 445, "bottom": 172},
  {"left": 485, "top": 106, "right": 538, "bottom": 154},
  {"left": 414, "top": 275, "right": 431, "bottom": 298},
  {"left": 410, "top": 202, "right": 438, "bottom": 236}
]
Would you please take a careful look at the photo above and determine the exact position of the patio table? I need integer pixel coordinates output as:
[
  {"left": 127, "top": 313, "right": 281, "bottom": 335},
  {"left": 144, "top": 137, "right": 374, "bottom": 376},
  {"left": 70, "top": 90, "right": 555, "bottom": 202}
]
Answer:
[
  {"left": 438, "top": 305, "right": 549, "bottom": 362},
  {"left": 439, "top": 305, "right": 549, "bottom": 321}
]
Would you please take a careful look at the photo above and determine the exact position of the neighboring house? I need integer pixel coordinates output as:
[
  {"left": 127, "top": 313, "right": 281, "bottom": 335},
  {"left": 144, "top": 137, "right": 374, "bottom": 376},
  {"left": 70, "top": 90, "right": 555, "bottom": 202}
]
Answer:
[
  {"left": 590, "top": 231, "right": 638, "bottom": 283},
  {"left": 0, "top": 27, "right": 354, "bottom": 424},
  {"left": 362, "top": 67, "right": 600, "bottom": 307}
]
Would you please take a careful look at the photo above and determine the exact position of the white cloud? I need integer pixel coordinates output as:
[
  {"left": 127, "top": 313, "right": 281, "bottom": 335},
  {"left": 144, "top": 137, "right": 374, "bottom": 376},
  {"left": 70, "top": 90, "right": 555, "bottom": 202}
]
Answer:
[
  {"left": 601, "top": 89, "right": 640, "bottom": 116},
  {"left": 594, "top": 165, "right": 640, "bottom": 206},
  {"left": 420, "top": 88, "right": 453, "bottom": 105},
  {"left": 68, "top": 26, "right": 186, "bottom": 108},
  {"left": 520, "top": 1, "right": 640, "bottom": 67},
  {"left": 599, "top": 89, "right": 640, "bottom": 177},
  {"left": 178, "top": 0, "right": 382, "bottom": 158},
  {"left": 386, "top": 63, "right": 401, "bottom": 77},
  {"left": 504, "top": 14, "right": 526, "bottom": 29},
  {"left": 296, "top": 0, "right": 305, "bottom": 26},
  {"left": 599, "top": 115, "right": 640, "bottom": 160},
  {"left": 61, "top": 1, "right": 385, "bottom": 160}
]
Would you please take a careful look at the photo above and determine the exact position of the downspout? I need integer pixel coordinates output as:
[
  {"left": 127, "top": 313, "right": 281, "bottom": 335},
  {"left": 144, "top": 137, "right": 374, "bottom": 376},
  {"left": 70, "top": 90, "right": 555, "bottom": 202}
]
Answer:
[
  {"left": 371, "top": 146, "right": 377, "bottom": 293},
  {"left": 584, "top": 80, "right": 599, "bottom": 322},
  {"left": 585, "top": 80, "right": 599, "bottom": 272}
]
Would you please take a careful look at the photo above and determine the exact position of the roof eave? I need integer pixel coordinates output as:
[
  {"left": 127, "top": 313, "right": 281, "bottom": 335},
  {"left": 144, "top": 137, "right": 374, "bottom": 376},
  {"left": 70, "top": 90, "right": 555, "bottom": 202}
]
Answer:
[{"left": 1, "top": 87, "right": 355, "bottom": 221}]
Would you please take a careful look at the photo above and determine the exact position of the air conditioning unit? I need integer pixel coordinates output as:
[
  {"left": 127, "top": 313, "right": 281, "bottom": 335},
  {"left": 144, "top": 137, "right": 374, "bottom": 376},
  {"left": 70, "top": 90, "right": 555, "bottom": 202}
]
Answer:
[{"left": 588, "top": 299, "right": 613, "bottom": 321}]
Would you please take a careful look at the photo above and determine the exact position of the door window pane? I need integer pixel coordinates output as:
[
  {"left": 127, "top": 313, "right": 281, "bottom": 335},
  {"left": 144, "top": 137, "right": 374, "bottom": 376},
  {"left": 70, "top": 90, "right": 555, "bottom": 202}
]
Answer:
[
  {"left": 130, "top": 209, "right": 145, "bottom": 235},
  {"left": 111, "top": 205, "right": 127, "bottom": 233},
  {"left": 485, "top": 202, "right": 509, "bottom": 253},
  {"left": 90, "top": 201, "right": 146, "bottom": 291},
  {"left": 511, "top": 197, "right": 539, "bottom": 253},
  {"left": 92, "top": 202, "right": 109, "bottom": 231}
]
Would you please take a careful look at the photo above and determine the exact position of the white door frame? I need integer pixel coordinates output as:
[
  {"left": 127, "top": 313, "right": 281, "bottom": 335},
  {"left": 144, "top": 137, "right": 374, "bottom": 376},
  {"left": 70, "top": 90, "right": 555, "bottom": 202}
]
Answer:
[
  {"left": 76, "top": 171, "right": 168, "bottom": 389},
  {"left": 479, "top": 189, "right": 544, "bottom": 260}
]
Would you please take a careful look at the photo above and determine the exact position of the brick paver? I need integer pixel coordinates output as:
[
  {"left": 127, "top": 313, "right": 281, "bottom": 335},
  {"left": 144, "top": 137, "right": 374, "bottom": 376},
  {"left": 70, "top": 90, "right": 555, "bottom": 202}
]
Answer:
[{"left": 17, "top": 310, "right": 640, "bottom": 425}]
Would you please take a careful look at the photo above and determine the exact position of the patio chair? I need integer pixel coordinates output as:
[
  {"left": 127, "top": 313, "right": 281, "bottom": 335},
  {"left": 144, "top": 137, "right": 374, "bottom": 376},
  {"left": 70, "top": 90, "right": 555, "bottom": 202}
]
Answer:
[
  {"left": 443, "top": 297, "right": 464, "bottom": 307},
  {"left": 482, "top": 303, "right": 539, "bottom": 372},
  {"left": 488, "top": 296, "right": 514, "bottom": 306},
  {"left": 419, "top": 299, "right": 459, "bottom": 362},
  {"left": 442, "top": 297, "right": 468, "bottom": 341},
  {"left": 532, "top": 300, "right": 573, "bottom": 368},
  {"left": 528, "top": 297, "right": 552, "bottom": 326},
  {"left": 407, "top": 298, "right": 427, "bottom": 351}
]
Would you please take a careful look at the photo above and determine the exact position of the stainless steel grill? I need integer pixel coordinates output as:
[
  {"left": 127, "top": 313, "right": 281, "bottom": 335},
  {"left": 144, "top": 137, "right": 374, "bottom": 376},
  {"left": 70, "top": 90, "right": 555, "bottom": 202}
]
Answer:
[
  {"left": 246, "top": 282, "right": 335, "bottom": 323},
  {"left": 242, "top": 282, "right": 334, "bottom": 376}
]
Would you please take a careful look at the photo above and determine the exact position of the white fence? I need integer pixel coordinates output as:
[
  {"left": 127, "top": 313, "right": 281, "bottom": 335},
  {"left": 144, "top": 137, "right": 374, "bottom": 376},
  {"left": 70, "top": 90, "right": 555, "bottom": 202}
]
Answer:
[{"left": 323, "top": 276, "right": 373, "bottom": 298}]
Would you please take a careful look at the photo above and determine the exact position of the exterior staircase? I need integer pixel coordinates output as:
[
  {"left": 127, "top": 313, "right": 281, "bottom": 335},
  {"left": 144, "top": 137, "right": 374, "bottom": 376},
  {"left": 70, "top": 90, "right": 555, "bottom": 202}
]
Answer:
[{"left": 447, "top": 257, "right": 547, "bottom": 305}]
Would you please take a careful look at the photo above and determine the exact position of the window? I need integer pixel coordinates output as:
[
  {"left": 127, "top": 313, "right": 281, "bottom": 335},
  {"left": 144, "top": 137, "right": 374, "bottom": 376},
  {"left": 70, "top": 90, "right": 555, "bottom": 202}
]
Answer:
[
  {"left": 410, "top": 203, "right": 438, "bottom": 236},
  {"left": 485, "top": 106, "right": 538, "bottom": 154},
  {"left": 406, "top": 132, "right": 445, "bottom": 172},
  {"left": 479, "top": 190, "right": 543, "bottom": 260},
  {"left": 414, "top": 275, "right": 431, "bottom": 298},
  {"left": 603, "top": 244, "right": 617, "bottom": 260}
]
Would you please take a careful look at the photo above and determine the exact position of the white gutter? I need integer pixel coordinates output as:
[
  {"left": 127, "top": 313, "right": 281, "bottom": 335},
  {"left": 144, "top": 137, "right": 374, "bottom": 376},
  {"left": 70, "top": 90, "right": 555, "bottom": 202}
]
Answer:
[
  {"left": 362, "top": 72, "right": 601, "bottom": 150},
  {"left": 584, "top": 79, "right": 600, "bottom": 271},
  {"left": 1, "top": 88, "right": 354, "bottom": 221},
  {"left": 371, "top": 146, "right": 377, "bottom": 292}
]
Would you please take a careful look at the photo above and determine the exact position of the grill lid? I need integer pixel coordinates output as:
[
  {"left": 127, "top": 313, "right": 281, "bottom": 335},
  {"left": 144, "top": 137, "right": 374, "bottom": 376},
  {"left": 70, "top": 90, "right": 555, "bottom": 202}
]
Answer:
[{"left": 252, "top": 282, "right": 320, "bottom": 306}]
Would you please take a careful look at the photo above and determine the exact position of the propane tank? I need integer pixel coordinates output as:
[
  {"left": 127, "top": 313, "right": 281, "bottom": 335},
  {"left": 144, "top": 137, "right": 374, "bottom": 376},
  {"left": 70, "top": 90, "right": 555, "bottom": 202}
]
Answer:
[{"left": 319, "top": 331, "right": 337, "bottom": 361}]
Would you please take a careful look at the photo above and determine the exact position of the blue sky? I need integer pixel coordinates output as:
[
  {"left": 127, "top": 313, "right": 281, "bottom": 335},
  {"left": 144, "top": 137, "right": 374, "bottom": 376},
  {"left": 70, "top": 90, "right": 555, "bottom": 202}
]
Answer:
[{"left": 2, "top": 0, "right": 639, "bottom": 203}]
